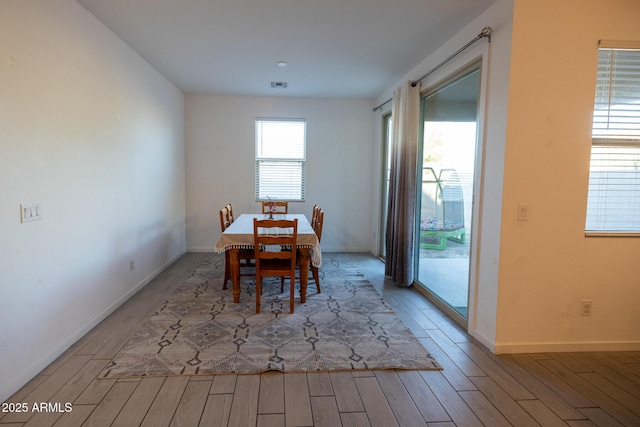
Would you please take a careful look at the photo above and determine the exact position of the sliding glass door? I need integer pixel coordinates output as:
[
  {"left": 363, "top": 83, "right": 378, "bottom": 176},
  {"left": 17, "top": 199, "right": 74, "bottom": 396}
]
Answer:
[{"left": 415, "top": 64, "right": 481, "bottom": 321}]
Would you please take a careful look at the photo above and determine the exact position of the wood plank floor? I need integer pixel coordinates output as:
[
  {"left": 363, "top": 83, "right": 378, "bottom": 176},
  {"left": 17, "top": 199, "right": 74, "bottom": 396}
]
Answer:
[{"left": 2, "top": 252, "right": 639, "bottom": 426}]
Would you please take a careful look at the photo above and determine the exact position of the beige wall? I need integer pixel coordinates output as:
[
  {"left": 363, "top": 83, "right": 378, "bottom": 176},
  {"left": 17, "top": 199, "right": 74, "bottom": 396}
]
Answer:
[
  {"left": 0, "top": 0, "right": 186, "bottom": 401},
  {"left": 496, "top": 0, "right": 640, "bottom": 352}
]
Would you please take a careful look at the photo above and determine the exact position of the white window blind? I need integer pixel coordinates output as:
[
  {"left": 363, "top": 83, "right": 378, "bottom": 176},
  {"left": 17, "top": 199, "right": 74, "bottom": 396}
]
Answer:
[
  {"left": 255, "top": 119, "right": 306, "bottom": 201},
  {"left": 586, "top": 42, "right": 640, "bottom": 234}
]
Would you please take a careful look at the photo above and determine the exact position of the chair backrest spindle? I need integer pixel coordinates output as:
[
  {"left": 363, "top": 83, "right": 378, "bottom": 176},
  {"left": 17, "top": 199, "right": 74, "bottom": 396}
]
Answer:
[
  {"left": 261, "top": 200, "right": 289, "bottom": 214},
  {"left": 225, "top": 203, "right": 235, "bottom": 223},
  {"left": 219, "top": 207, "right": 231, "bottom": 231},
  {"left": 314, "top": 209, "right": 324, "bottom": 242}
]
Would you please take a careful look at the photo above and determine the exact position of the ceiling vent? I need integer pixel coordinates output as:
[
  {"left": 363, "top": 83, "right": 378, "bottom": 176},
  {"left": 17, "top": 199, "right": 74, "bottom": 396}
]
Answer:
[{"left": 270, "top": 81, "right": 288, "bottom": 89}]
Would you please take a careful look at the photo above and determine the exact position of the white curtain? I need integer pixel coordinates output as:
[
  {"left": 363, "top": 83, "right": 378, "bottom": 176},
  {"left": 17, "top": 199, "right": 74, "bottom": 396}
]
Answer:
[{"left": 385, "top": 82, "right": 421, "bottom": 286}]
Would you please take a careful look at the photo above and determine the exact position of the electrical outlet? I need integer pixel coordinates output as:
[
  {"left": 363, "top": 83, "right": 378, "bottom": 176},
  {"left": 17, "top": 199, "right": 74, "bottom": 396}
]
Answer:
[
  {"left": 130, "top": 259, "right": 135, "bottom": 271},
  {"left": 580, "top": 299, "right": 592, "bottom": 316}
]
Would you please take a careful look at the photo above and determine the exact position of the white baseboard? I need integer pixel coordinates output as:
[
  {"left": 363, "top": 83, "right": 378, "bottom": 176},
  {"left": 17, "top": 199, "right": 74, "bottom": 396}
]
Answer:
[
  {"left": 187, "top": 246, "right": 215, "bottom": 252},
  {"left": 493, "top": 340, "right": 640, "bottom": 354},
  {"left": 468, "top": 330, "right": 640, "bottom": 355},
  {"left": 468, "top": 329, "right": 497, "bottom": 353},
  {"left": 186, "top": 247, "right": 372, "bottom": 253},
  {"left": 0, "top": 250, "right": 186, "bottom": 403},
  {"left": 462, "top": 326, "right": 640, "bottom": 355}
]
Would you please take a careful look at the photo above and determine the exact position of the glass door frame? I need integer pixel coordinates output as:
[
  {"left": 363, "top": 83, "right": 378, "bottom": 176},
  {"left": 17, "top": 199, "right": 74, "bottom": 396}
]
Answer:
[
  {"left": 413, "top": 59, "right": 485, "bottom": 329},
  {"left": 378, "top": 112, "right": 393, "bottom": 259}
]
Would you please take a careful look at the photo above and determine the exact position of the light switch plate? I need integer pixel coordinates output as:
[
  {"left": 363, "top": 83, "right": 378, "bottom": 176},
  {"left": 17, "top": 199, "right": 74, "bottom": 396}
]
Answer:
[
  {"left": 517, "top": 204, "right": 529, "bottom": 221},
  {"left": 21, "top": 203, "right": 43, "bottom": 223}
]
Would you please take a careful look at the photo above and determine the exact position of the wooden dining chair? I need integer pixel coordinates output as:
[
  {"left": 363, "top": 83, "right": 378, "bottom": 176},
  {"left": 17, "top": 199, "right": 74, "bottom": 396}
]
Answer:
[
  {"left": 253, "top": 218, "right": 298, "bottom": 314},
  {"left": 282, "top": 207, "right": 323, "bottom": 294},
  {"left": 310, "top": 209, "right": 324, "bottom": 292},
  {"left": 219, "top": 207, "right": 254, "bottom": 290},
  {"left": 219, "top": 207, "right": 232, "bottom": 289},
  {"left": 261, "top": 200, "right": 288, "bottom": 214}
]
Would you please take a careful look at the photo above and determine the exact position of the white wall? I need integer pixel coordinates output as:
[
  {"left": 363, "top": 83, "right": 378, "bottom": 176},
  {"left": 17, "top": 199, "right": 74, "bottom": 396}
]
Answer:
[
  {"left": 185, "top": 95, "right": 374, "bottom": 253},
  {"left": 373, "top": 0, "right": 515, "bottom": 349},
  {"left": 0, "top": 0, "right": 186, "bottom": 401}
]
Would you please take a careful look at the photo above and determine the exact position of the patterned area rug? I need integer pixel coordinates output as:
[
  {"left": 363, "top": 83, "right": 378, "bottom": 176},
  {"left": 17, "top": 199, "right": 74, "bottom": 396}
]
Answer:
[{"left": 99, "top": 253, "right": 441, "bottom": 378}]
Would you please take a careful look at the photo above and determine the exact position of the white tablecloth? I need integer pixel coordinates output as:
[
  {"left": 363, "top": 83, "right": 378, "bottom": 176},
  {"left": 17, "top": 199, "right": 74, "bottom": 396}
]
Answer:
[{"left": 215, "top": 214, "right": 322, "bottom": 267}]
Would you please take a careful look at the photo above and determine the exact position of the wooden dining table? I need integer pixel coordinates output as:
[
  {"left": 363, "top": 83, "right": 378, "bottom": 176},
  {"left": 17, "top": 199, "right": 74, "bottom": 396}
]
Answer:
[{"left": 214, "top": 213, "right": 322, "bottom": 305}]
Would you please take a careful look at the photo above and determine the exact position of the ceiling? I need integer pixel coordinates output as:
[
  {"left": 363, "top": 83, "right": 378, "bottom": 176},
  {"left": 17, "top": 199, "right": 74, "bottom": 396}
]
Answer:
[{"left": 76, "top": 0, "right": 496, "bottom": 99}]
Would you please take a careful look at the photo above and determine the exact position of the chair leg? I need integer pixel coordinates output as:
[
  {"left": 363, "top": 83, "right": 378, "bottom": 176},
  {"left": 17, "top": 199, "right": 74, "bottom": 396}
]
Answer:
[
  {"left": 256, "top": 276, "right": 262, "bottom": 314},
  {"left": 223, "top": 251, "right": 230, "bottom": 290},
  {"left": 311, "top": 266, "right": 321, "bottom": 293},
  {"left": 289, "top": 276, "right": 295, "bottom": 314}
]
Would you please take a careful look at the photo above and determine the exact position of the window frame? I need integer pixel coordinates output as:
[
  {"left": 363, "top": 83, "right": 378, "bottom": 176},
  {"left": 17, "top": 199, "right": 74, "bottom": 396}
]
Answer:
[
  {"left": 254, "top": 118, "right": 307, "bottom": 202},
  {"left": 585, "top": 40, "right": 640, "bottom": 236}
]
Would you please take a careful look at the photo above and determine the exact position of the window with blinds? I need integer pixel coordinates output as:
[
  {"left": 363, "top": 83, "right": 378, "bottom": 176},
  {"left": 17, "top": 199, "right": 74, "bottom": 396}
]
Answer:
[
  {"left": 585, "top": 41, "right": 640, "bottom": 234},
  {"left": 255, "top": 118, "right": 306, "bottom": 201}
]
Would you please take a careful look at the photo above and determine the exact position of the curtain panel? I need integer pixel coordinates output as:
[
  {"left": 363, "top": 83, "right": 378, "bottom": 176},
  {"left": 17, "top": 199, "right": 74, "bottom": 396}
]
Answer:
[{"left": 385, "top": 82, "right": 421, "bottom": 286}]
